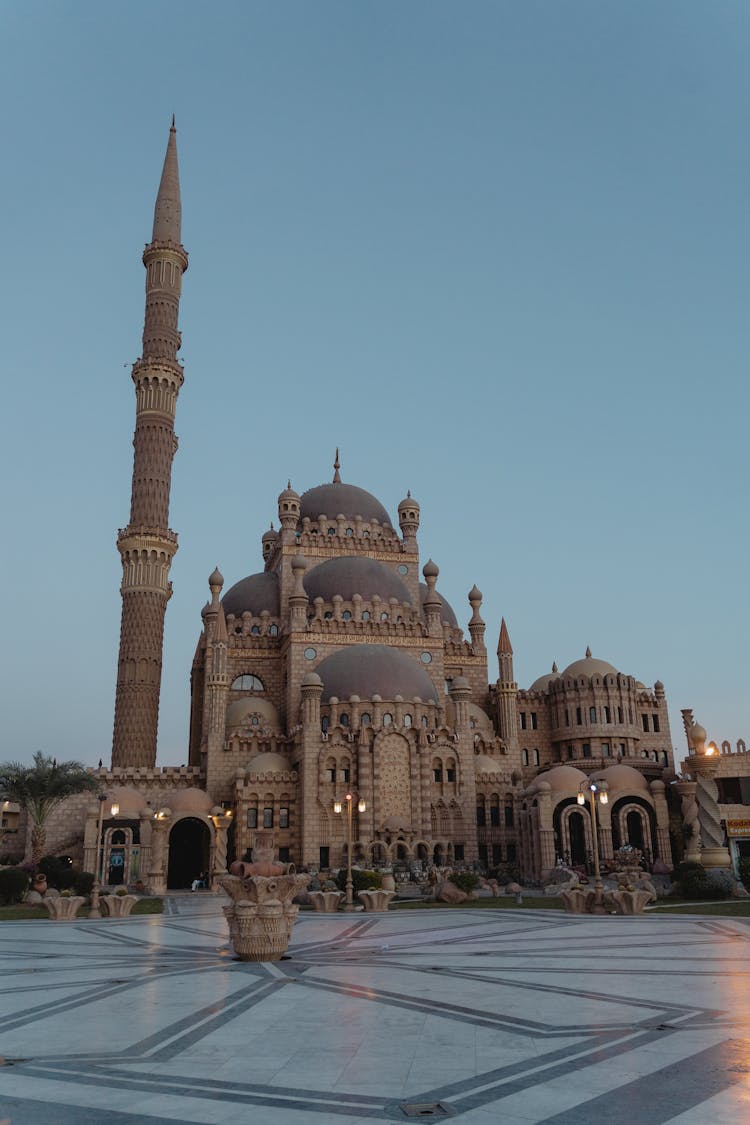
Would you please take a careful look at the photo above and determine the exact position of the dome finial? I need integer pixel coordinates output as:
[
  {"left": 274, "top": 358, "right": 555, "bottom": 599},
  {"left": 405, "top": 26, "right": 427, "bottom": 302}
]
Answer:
[
  {"left": 585, "top": 645, "right": 592, "bottom": 658},
  {"left": 333, "top": 448, "right": 341, "bottom": 484},
  {"left": 552, "top": 660, "right": 558, "bottom": 673}
]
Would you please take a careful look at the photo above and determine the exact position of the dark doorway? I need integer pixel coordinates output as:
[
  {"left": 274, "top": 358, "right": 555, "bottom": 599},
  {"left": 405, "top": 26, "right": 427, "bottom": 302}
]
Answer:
[
  {"left": 626, "top": 810, "right": 645, "bottom": 851},
  {"left": 108, "top": 829, "right": 126, "bottom": 885},
  {"left": 568, "top": 811, "right": 587, "bottom": 866},
  {"left": 167, "top": 817, "right": 210, "bottom": 889}
]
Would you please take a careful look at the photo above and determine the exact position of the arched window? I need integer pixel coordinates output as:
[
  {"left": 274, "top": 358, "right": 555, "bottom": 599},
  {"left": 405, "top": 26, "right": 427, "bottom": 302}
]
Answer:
[
  {"left": 383, "top": 712, "right": 393, "bottom": 726},
  {"left": 362, "top": 611, "right": 371, "bottom": 622},
  {"left": 589, "top": 707, "right": 597, "bottom": 723},
  {"left": 340, "top": 713, "right": 350, "bottom": 727},
  {"left": 403, "top": 713, "right": 412, "bottom": 727},
  {"left": 251, "top": 625, "right": 261, "bottom": 635},
  {"left": 380, "top": 612, "right": 389, "bottom": 621},
  {"left": 231, "top": 674, "right": 264, "bottom": 692},
  {"left": 361, "top": 712, "right": 371, "bottom": 726},
  {"left": 327, "top": 527, "right": 336, "bottom": 536},
  {"left": 269, "top": 624, "right": 279, "bottom": 637},
  {"left": 532, "top": 748, "right": 539, "bottom": 766},
  {"left": 522, "top": 749, "right": 529, "bottom": 766},
  {"left": 343, "top": 610, "right": 352, "bottom": 620},
  {"left": 321, "top": 716, "right": 329, "bottom": 733}
]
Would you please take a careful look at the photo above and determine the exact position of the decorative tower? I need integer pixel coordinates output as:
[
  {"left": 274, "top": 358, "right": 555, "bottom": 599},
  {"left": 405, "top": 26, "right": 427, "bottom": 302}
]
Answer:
[
  {"left": 496, "top": 618, "right": 519, "bottom": 754},
  {"left": 112, "top": 120, "right": 188, "bottom": 768}
]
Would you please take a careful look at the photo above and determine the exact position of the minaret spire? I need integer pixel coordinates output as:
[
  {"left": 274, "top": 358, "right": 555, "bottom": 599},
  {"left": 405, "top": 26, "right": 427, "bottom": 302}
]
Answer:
[
  {"left": 112, "top": 121, "right": 189, "bottom": 769},
  {"left": 152, "top": 116, "right": 181, "bottom": 243},
  {"left": 333, "top": 448, "right": 341, "bottom": 484}
]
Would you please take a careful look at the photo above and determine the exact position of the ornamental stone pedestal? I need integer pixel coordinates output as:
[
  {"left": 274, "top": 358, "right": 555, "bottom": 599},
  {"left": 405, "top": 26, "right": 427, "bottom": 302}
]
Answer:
[{"left": 218, "top": 872, "right": 310, "bottom": 961}]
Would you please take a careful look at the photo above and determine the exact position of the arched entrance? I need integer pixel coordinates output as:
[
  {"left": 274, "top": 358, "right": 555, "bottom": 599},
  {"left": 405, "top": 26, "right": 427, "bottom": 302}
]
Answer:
[
  {"left": 108, "top": 829, "right": 127, "bottom": 885},
  {"left": 167, "top": 817, "right": 211, "bottom": 890}
]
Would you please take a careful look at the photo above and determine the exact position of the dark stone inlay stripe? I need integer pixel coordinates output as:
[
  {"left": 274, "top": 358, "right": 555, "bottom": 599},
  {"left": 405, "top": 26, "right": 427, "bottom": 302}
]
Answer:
[{"left": 539, "top": 1036, "right": 750, "bottom": 1124}]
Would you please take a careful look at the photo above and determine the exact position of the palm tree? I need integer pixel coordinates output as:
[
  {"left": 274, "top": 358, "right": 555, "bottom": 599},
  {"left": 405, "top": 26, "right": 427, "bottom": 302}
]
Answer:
[{"left": 0, "top": 752, "right": 99, "bottom": 866}]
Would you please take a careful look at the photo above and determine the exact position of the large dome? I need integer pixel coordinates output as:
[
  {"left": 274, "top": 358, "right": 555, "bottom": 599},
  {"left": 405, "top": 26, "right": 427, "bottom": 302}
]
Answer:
[
  {"left": 299, "top": 481, "right": 392, "bottom": 527},
  {"left": 528, "top": 765, "right": 588, "bottom": 795},
  {"left": 418, "top": 582, "right": 458, "bottom": 627},
  {"left": 562, "top": 655, "right": 619, "bottom": 680},
  {"left": 304, "top": 557, "right": 411, "bottom": 605},
  {"left": 222, "top": 572, "right": 279, "bottom": 618},
  {"left": 315, "top": 644, "right": 438, "bottom": 702}
]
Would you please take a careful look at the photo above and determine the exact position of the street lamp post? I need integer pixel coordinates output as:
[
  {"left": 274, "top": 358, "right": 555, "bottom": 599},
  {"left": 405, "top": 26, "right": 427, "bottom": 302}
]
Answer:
[
  {"left": 333, "top": 791, "right": 366, "bottom": 911},
  {"left": 89, "top": 795, "right": 120, "bottom": 918},
  {"left": 577, "top": 780, "right": 609, "bottom": 912}
]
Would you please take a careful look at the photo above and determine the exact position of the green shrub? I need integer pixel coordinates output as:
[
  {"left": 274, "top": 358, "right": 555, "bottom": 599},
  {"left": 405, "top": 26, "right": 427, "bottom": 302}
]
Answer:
[
  {"left": 71, "top": 870, "right": 95, "bottom": 896},
  {"left": 672, "top": 861, "right": 731, "bottom": 901},
  {"left": 38, "top": 855, "right": 75, "bottom": 889},
  {"left": 335, "top": 868, "right": 381, "bottom": 893},
  {"left": 449, "top": 872, "right": 480, "bottom": 894},
  {"left": 0, "top": 867, "right": 30, "bottom": 905}
]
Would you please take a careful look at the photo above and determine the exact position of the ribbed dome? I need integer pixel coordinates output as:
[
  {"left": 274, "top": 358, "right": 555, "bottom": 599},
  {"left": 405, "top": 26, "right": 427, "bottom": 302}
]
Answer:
[
  {"left": 593, "top": 764, "right": 649, "bottom": 792},
  {"left": 225, "top": 696, "right": 281, "bottom": 729},
  {"left": 222, "top": 571, "right": 279, "bottom": 618},
  {"left": 246, "top": 752, "right": 290, "bottom": 776},
  {"left": 299, "top": 482, "right": 392, "bottom": 526},
  {"left": 418, "top": 582, "right": 458, "bottom": 627},
  {"left": 528, "top": 765, "right": 588, "bottom": 794},
  {"left": 304, "top": 557, "right": 411, "bottom": 605},
  {"left": 562, "top": 656, "right": 619, "bottom": 680},
  {"left": 315, "top": 644, "right": 438, "bottom": 702}
]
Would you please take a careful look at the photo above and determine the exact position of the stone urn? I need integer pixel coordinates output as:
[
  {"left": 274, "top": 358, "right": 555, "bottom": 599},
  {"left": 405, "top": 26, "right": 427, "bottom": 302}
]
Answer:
[
  {"left": 219, "top": 872, "right": 311, "bottom": 960},
  {"left": 358, "top": 889, "right": 395, "bottom": 912},
  {"left": 380, "top": 872, "right": 396, "bottom": 893},
  {"left": 309, "top": 890, "right": 344, "bottom": 913},
  {"left": 42, "top": 895, "right": 85, "bottom": 921},
  {"left": 33, "top": 874, "right": 48, "bottom": 895},
  {"left": 100, "top": 894, "right": 138, "bottom": 918}
]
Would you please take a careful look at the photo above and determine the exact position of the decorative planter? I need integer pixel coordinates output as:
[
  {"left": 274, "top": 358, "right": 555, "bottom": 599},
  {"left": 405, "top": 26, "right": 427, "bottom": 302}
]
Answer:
[
  {"left": 100, "top": 894, "right": 138, "bottom": 918},
  {"left": 42, "top": 896, "right": 85, "bottom": 921},
  {"left": 309, "top": 890, "right": 344, "bottom": 913},
  {"left": 380, "top": 873, "right": 396, "bottom": 893},
  {"left": 608, "top": 889, "right": 654, "bottom": 915},
  {"left": 559, "top": 888, "right": 595, "bottom": 914},
  {"left": 358, "top": 889, "right": 395, "bottom": 912},
  {"left": 218, "top": 872, "right": 311, "bottom": 962}
]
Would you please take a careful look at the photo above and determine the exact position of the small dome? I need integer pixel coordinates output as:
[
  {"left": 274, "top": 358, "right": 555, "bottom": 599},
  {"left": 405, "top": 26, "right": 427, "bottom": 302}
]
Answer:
[
  {"left": 690, "top": 723, "right": 707, "bottom": 744},
  {"left": 209, "top": 567, "right": 224, "bottom": 588},
  {"left": 529, "top": 664, "right": 560, "bottom": 693},
  {"left": 593, "top": 764, "right": 649, "bottom": 792},
  {"left": 246, "top": 752, "right": 290, "bottom": 776},
  {"left": 529, "top": 765, "right": 588, "bottom": 794},
  {"left": 422, "top": 558, "right": 439, "bottom": 579},
  {"left": 225, "top": 696, "right": 281, "bottom": 730},
  {"left": 398, "top": 493, "right": 419, "bottom": 512},
  {"left": 168, "top": 789, "right": 214, "bottom": 815},
  {"left": 418, "top": 582, "right": 458, "bottom": 627},
  {"left": 562, "top": 653, "right": 619, "bottom": 680},
  {"left": 278, "top": 482, "right": 299, "bottom": 502},
  {"left": 222, "top": 571, "right": 280, "bottom": 618},
  {"left": 107, "top": 786, "right": 149, "bottom": 819},
  {"left": 261, "top": 526, "right": 278, "bottom": 543},
  {"left": 299, "top": 481, "right": 391, "bottom": 526},
  {"left": 315, "top": 644, "right": 438, "bottom": 702},
  {"left": 301, "top": 671, "right": 323, "bottom": 688},
  {"left": 449, "top": 676, "right": 470, "bottom": 692},
  {"left": 475, "top": 754, "right": 503, "bottom": 775},
  {"left": 304, "top": 557, "right": 411, "bottom": 605}
]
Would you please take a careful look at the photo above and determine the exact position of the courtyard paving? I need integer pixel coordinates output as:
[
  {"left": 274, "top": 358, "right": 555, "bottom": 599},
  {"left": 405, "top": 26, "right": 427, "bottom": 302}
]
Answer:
[{"left": 1, "top": 895, "right": 750, "bottom": 1123}]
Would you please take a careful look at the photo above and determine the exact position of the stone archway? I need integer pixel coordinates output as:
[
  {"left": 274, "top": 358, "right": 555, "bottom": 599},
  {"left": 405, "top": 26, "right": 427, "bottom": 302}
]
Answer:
[{"left": 167, "top": 817, "right": 211, "bottom": 889}]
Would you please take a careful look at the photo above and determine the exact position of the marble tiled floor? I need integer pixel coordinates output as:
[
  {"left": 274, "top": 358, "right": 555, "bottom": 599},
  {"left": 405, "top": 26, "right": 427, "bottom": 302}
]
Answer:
[{"left": 1, "top": 898, "right": 750, "bottom": 1123}]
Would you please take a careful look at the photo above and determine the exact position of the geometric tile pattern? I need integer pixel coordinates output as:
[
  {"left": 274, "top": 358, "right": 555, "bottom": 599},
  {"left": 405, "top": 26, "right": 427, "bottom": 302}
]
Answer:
[{"left": 2, "top": 897, "right": 750, "bottom": 1124}]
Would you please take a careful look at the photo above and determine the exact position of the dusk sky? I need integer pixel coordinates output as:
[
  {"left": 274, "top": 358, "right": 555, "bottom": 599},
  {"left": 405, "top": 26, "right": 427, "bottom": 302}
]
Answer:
[{"left": 0, "top": 2, "right": 747, "bottom": 767}]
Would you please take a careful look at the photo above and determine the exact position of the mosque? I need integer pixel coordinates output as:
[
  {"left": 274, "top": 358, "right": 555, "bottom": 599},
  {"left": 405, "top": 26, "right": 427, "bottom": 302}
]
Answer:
[{"left": 40, "top": 124, "right": 677, "bottom": 890}]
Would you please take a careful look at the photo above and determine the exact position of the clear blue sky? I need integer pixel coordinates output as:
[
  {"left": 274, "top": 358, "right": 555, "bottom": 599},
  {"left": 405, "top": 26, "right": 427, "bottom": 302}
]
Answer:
[{"left": 0, "top": 1, "right": 747, "bottom": 767}]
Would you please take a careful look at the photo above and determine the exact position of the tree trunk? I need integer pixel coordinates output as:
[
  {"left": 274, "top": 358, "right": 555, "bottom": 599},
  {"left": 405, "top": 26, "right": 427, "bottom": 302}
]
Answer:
[{"left": 31, "top": 824, "right": 46, "bottom": 868}]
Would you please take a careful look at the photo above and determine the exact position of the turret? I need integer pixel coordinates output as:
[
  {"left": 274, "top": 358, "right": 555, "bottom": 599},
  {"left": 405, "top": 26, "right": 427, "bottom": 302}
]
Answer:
[
  {"left": 262, "top": 523, "right": 278, "bottom": 564},
  {"left": 496, "top": 617, "right": 519, "bottom": 754},
  {"left": 278, "top": 482, "right": 300, "bottom": 542},
  {"left": 112, "top": 119, "right": 188, "bottom": 769},
  {"left": 468, "top": 584, "right": 485, "bottom": 652},
  {"left": 422, "top": 558, "right": 443, "bottom": 638},
  {"left": 398, "top": 490, "right": 420, "bottom": 545}
]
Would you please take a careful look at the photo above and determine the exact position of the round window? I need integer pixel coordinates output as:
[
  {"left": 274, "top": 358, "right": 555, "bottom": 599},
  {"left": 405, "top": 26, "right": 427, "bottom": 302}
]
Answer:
[
  {"left": 304, "top": 647, "right": 317, "bottom": 661},
  {"left": 420, "top": 652, "right": 433, "bottom": 664},
  {"left": 397, "top": 564, "right": 408, "bottom": 575}
]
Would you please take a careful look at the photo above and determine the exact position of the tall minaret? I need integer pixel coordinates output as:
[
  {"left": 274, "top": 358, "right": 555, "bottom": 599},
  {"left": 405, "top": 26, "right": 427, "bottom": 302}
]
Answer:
[{"left": 112, "top": 119, "right": 188, "bottom": 768}]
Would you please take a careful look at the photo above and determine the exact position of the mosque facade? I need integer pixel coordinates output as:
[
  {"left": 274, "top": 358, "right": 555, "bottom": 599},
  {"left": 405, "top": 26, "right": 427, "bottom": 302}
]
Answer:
[{"left": 24, "top": 125, "right": 679, "bottom": 890}]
